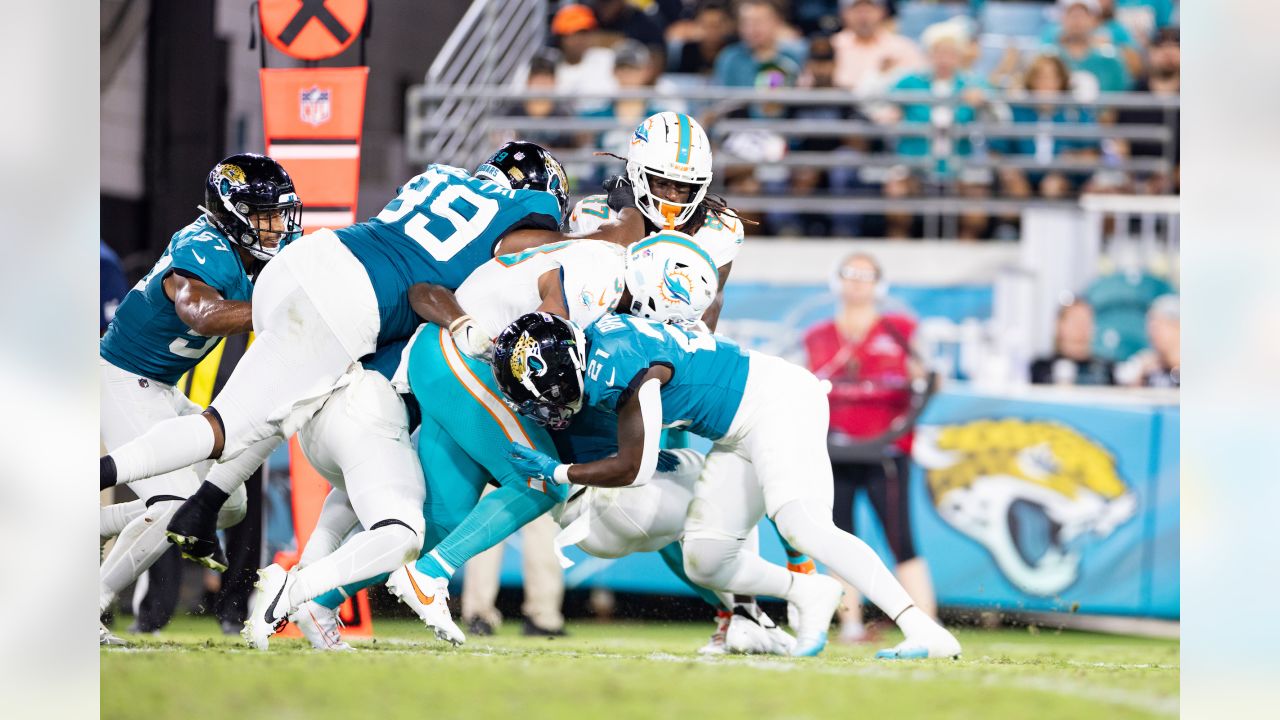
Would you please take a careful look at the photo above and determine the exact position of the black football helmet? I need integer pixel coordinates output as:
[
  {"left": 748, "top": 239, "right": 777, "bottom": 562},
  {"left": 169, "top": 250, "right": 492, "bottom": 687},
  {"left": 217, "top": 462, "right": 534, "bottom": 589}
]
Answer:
[
  {"left": 475, "top": 141, "right": 569, "bottom": 225},
  {"left": 200, "top": 153, "right": 303, "bottom": 263},
  {"left": 492, "top": 312, "right": 587, "bottom": 430}
]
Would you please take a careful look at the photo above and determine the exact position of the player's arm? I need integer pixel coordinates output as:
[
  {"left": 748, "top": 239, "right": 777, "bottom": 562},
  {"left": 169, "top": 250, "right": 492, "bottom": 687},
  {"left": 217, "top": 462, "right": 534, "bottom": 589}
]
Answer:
[
  {"left": 699, "top": 261, "right": 733, "bottom": 333},
  {"left": 496, "top": 207, "right": 647, "bottom": 255},
  {"left": 163, "top": 271, "right": 252, "bottom": 337},
  {"left": 535, "top": 269, "right": 570, "bottom": 319},
  {"left": 408, "top": 282, "right": 491, "bottom": 358},
  {"left": 564, "top": 365, "right": 672, "bottom": 488}
]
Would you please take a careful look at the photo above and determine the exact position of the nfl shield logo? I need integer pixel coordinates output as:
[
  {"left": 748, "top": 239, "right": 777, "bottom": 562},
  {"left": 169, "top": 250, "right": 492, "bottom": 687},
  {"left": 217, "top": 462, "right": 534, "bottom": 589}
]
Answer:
[{"left": 299, "top": 86, "right": 331, "bottom": 127}]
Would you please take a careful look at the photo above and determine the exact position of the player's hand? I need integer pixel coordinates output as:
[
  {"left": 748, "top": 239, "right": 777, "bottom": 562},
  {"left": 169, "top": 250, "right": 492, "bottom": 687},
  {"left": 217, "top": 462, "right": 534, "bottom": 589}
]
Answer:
[
  {"left": 508, "top": 442, "right": 564, "bottom": 484},
  {"left": 603, "top": 175, "right": 636, "bottom": 212},
  {"left": 656, "top": 450, "right": 681, "bottom": 473},
  {"left": 450, "top": 315, "right": 493, "bottom": 361}
]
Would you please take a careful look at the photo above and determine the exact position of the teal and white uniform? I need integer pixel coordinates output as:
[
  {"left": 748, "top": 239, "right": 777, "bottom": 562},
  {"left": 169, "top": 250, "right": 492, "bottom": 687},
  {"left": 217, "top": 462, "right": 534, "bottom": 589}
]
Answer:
[
  {"left": 569, "top": 194, "right": 745, "bottom": 271},
  {"left": 101, "top": 216, "right": 254, "bottom": 385}
]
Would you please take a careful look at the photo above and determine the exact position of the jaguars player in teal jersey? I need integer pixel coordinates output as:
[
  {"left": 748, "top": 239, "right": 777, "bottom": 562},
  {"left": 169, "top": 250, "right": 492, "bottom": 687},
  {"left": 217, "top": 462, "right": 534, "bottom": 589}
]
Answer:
[
  {"left": 496, "top": 308, "right": 964, "bottom": 659},
  {"left": 98, "top": 153, "right": 301, "bottom": 645}
]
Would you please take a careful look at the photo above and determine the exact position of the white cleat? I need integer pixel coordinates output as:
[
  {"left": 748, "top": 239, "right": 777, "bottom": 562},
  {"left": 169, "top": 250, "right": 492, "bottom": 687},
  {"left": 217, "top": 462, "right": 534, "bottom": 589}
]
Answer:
[
  {"left": 876, "top": 624, "right": 962, "bottom": 660},
  {"left": 787, "top": 573, "right": 843, "bottom": 657},
  {"left": 294, "top": 600, "right": 353, "bottom": 651},
  {"left": 725, "top": 607, "right": 796, "bottom": 656},
  {"left": 385, "top": 564, "right": 465, "bottom": 646},
  {"left": 99, "top": 622, "right": 126, "bottom": 647},
  {"left": 242, "top": 563, "right": 297, "bottom": 651},
  {"left": 697, "top": 611, "right": 732, "bottom": 655}
]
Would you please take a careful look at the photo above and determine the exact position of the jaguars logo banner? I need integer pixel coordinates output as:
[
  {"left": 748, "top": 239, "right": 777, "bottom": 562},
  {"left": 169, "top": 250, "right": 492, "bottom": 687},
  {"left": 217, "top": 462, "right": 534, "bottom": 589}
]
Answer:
[{"left": 915, "top": 418, "right": 1137, "bottom": 596}]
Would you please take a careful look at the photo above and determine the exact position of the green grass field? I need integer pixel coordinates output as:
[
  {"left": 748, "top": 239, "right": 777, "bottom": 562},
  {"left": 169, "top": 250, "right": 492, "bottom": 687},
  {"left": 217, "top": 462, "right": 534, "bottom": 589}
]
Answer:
[{"left": 102, "top": 616, "right": 1177, "bottom": 720}]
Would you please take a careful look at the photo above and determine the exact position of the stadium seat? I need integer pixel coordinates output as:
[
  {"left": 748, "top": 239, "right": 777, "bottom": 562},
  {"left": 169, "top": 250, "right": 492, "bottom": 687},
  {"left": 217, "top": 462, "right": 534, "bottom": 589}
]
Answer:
[
  {"left": 894, "top": 1, "right": 973, "bottom": 42},
  {"left": 979, "top": 2, "right": 1052, "bottom": 39}
]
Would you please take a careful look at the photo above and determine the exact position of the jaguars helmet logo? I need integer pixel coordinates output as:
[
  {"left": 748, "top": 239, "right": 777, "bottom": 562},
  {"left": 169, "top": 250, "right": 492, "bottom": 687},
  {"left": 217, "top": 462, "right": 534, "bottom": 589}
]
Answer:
[
  {"left": 216, "top": 163, "right": 248, "bottom": 199},
  {"left": 914, "top": 419, "right": 1137, "bottom": 596},
  {"left": 658, "top": 259, "right": 694, "bottom": 305},
  {"left": 509, "top": 331, "right": 549, "bottom": 395}
]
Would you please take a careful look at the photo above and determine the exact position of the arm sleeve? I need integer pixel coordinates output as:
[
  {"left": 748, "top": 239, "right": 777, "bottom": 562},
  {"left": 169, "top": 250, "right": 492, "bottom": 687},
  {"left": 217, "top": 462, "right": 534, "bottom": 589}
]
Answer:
[{"left": 627, "top": 378, "right": 663, "bottom": 488}]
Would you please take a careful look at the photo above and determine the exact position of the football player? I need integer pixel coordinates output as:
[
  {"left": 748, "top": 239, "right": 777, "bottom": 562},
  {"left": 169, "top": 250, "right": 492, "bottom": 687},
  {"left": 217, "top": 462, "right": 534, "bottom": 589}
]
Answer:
[
  {"left": 497, "top": 305, "right": 964, "bottom": 659},
  {"left": 98, "top": 153, "right": 301, "bottom": 644}
]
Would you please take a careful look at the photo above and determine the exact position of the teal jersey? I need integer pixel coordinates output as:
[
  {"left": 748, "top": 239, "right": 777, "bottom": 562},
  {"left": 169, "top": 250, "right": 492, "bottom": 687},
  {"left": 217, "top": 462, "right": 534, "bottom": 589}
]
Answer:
[
  {"left": 581, "top": 314, "right": 750, "bottom": 441},
  {"left": 336, "top": 164, "right": 561, "bottom": 346},
  {"left": 100, "top": 216, "right": 254, "bottom": 385}
]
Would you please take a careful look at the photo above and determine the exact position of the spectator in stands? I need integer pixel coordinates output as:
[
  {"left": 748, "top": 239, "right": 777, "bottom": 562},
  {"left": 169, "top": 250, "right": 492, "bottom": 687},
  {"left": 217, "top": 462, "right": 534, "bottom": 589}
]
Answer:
[
  {"left": 712, "top": 0, "right": 807, "bottom": 89},
  {"left": 501, "top": 51, "right": 577, "bottom": 151},
  {"left": 1043, "top": 0, "right": 1130, "bottom": 96},
  {"left": 552, "top": 4, "right": 617, "bottom": 113},
  {"left": 1116, "top": 26, "right": 1178, "bottom": 194},
  {"left": 880, "top": 19, "right": 992, "bottom": 240},
  {"left": 1117, "top": 294, "right": 1179, "bottom": 387},
  {"left": 590, "top": 0, "right": 668, "bottom": 79},
  {"left": 804, "top": 251, "right": 938, "bottom": 644},
  {"left": 1030, "top": 297, "right": 1116, "bottom": 385},
  {"left": 1083, "top": 251, "right": 1175, "bottom": 361},
  {"left": 998, "top": 53, "right": 1100, "bottom": 199},
  {"left": 667, "top": 0, "right": 738, "bottom": 76},
  {"left": 831, "top": 0, "right": 925, "bottom": 95},
  {"left": 579, "top": 42, "right": 668, "bottom": 187},
  {"left": 1041, "top": 0, "right": 1142, "bottom": 79},
  {"left": 1114, "top": 0, "right": 1176, "bottom": 41}
]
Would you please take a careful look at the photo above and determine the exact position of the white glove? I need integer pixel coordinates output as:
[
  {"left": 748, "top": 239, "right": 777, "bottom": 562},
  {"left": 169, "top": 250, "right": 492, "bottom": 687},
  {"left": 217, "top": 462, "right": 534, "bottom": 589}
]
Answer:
[{"left": 449, "top": 315, "right": 493, "bottom": 361}]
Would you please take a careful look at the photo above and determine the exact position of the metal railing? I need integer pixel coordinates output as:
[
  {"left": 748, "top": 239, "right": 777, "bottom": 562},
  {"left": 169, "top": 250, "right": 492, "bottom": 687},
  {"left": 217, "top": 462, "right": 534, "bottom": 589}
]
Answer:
[{"left": 405, "top": 0, "right": 547, "bottom": 167}]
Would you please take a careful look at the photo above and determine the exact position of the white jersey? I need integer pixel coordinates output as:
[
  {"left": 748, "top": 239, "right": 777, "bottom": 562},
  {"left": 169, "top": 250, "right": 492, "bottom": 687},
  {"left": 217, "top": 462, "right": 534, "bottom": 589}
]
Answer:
[
  {"left": 568, "top": 194, "right": 745, "bottom": 269},
  {"left": 456, "top": 239, "right": 626, "bottom": 339}
]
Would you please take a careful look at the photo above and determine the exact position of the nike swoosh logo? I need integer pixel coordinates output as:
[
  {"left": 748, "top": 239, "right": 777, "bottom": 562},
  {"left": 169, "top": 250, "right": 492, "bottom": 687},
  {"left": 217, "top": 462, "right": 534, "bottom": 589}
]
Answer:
[
  {"left": 404, "top": 567, "right": 436, "bottom": 605},
  {"left": 192, "top": 251, "right": 207, "bottom": 265},
  {"left": 263, "top": 574, "right": 287, "bottom": 625},
  {"left": 597, "top": 288, "right": 608, "bottom": 307},
  {"left": 607, "top": 368, "right": 616, "bottom": 386}
]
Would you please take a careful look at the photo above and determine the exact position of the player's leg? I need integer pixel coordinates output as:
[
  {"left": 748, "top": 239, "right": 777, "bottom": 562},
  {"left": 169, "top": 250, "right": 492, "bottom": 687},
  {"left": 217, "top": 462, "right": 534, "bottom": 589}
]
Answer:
[
  {"left": 243, "top": 369, "right": 425, "bottom": 650},
  {"left": 290, "top": 486, "right": 361, "bottom": 651},
  {"left": 165, "top": 437, "right": 279, "bottom": 568},
  {"left": 460, "top": 486, "right": 506, "bottom": 635},
  {"left": 745, "top": 356, "right": 958, "bottom": 659},
  {"left": 680, "top": 449, "right": 841, "bottom": 656},
  {"left": 101, "top": 232, "right": 377, "bottom": 487}
]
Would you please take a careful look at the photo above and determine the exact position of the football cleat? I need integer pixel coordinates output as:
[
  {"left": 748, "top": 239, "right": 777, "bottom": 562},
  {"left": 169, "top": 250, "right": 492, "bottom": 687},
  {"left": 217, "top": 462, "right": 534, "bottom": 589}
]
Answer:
[
  {"left": 294, "top": 601, "right": 352, "bottom": 652},
  {"left": 875, "top": 625, "right": 962, "bottom": 660},
  {"left": 242, "top": 563, "right": 297, "bottom": 650},
  {"left": 99, "top": 622, "right": 126, "bottom": 647},
  {"left": 386, "top": 564, "right": 465, "bottom": 646},
  {"left": 787, "top": 573, "right": 843, "bottom": 657},
  {"left": 725, "top": 606, "right": 796, "bottom": 656},
  {"left": 165, "top": 500, "right": 226, "bottom": 572},
  {"left": 697, "top": 610, "right": 732, "bottom": 655}
]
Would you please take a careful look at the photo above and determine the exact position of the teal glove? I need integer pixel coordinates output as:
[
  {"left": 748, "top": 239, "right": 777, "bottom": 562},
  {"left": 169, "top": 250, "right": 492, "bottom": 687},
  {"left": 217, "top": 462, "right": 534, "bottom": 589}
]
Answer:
[
  {"left": 508, "top": 442, "right": 563, "bottom": 484},
  {"left": 656, "top": 450, "right": 681, "bottom": 473}
]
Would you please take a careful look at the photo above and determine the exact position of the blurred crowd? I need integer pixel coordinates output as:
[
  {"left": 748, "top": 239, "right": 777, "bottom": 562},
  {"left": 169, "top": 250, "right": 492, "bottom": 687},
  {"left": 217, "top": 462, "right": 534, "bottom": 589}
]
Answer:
[{"left": 514, "top": 0, "right": 1180, "bottom": 240}]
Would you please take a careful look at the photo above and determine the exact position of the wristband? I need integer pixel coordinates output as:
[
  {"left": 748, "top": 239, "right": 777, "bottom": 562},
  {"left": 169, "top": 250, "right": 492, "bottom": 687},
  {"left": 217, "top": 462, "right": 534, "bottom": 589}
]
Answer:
[
  {"left": 553, "top": 464, "right": 572, "bottom": 485},
  {"left": 448, "top": 314, "right": 473, "bottom": 334}
]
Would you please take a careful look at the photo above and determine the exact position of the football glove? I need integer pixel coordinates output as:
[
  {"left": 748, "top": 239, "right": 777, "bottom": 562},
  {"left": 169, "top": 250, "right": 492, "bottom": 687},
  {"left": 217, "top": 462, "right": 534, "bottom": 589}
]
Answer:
[
  {"left": 603, "top": 175, "right": 636, "bottom": 212},
  {"left": 449, "top": 315, "right": 494, "bottom": 361},
  {"left": 508, "top": 442, "right": 564, "bottom": 485}
]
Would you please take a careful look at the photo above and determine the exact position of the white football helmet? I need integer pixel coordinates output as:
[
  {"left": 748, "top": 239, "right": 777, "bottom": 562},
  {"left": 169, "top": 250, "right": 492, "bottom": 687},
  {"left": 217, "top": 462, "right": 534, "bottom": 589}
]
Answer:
[
  {"left": 624, "top": 231, "right": 719, "bottom": 328},
  {"left": 627, "top": 111, "right": 714, "bottom": 229}
]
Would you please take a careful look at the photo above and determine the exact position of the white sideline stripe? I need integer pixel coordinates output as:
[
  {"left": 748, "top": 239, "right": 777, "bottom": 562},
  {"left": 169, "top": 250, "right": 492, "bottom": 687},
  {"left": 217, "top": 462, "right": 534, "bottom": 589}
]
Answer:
[
  {"left": 438, "top": 327, "right": 531, "bottom": 445},
  {"left": 269, "top": 144, "right": 359, "bottom": 160},
  {"left": 303, "top": 211, "right": 355, "bottom": 227}
]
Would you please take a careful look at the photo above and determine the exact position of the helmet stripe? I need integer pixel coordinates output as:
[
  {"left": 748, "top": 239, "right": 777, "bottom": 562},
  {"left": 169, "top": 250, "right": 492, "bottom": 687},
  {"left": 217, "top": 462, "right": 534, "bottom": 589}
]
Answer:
[
  {"left": 676, "top": 113, "right": 691, "bottom": 165},
  {"left": 631, "top": 233, "right": 719, "bottom": 284}
]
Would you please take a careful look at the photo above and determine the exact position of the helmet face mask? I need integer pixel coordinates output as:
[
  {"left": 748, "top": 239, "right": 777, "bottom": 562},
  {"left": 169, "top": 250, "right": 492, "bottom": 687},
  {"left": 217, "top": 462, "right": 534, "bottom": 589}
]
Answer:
[
  {"left": 201, "top": 154, "right": 302, "bottom": 263},
  {"left": 492, "top": 313, "right": 587, "bottom": 431},
  {"left": 627, "top": 112, "right": 713, "bottom": 229},
  {"left": 476, "top": 141, "right": 569, "bottom": 225}
]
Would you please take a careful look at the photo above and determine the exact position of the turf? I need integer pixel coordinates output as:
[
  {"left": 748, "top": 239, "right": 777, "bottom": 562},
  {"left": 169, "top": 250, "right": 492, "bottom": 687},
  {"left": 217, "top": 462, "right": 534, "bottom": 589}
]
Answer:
[{"left": 101, "top": 616, "right": 1178, "bottom": 720}]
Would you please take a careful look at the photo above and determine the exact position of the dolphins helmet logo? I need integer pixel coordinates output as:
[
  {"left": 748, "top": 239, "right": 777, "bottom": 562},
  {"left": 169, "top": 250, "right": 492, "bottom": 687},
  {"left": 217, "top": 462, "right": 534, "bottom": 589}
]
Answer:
[
  {"left": 633, "top": 119, "right": 651, "bottom": 145},
  {"left": 659, "top": 259, "right": 693, "bottom": 305},
  {"left": 914, "top": 419, "right": 1137, "bottom": 596}
]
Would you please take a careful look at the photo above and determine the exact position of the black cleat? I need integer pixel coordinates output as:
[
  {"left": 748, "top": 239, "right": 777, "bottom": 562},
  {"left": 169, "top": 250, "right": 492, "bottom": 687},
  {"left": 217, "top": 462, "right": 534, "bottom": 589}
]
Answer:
[
  {"left": 166, "top": 494, "right": 226, "bottom": 572},
  {"left": 522, "top": 617, "right": 567, "bottom": 637}
]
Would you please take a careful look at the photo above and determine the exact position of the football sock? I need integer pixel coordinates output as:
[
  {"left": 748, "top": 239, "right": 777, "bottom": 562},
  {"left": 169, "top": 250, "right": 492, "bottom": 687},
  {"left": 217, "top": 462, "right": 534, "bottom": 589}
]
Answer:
[
  {"left": 414, "top": 483, "right": 557, "bottom": 579},
  {"left": 658, "top": 541, "right": 728, "bottom": 611},
  {"left": 205, "top": 436, "right": 280, "bottom": 494},
  {"left": 772, "top": 498, "right": 913, "bottom": 621},
  {"left": 99, "top": 500, "right": 183, "bottom": 614},
  {"left": 100, "top": 500, "right": 145, "bottom": 539},
  {"left": 289, "top": 522, "right": 418, "bottom": 609},
  {"left": 108, "top": 414, "right": 215, "bottom": 486}
]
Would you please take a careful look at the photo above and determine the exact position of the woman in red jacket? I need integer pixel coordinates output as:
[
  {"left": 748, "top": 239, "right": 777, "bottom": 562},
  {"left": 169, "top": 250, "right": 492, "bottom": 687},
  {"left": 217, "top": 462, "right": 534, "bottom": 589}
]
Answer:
[{"left": 803, "top": 251, "right": 938, "bottom": 644}]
